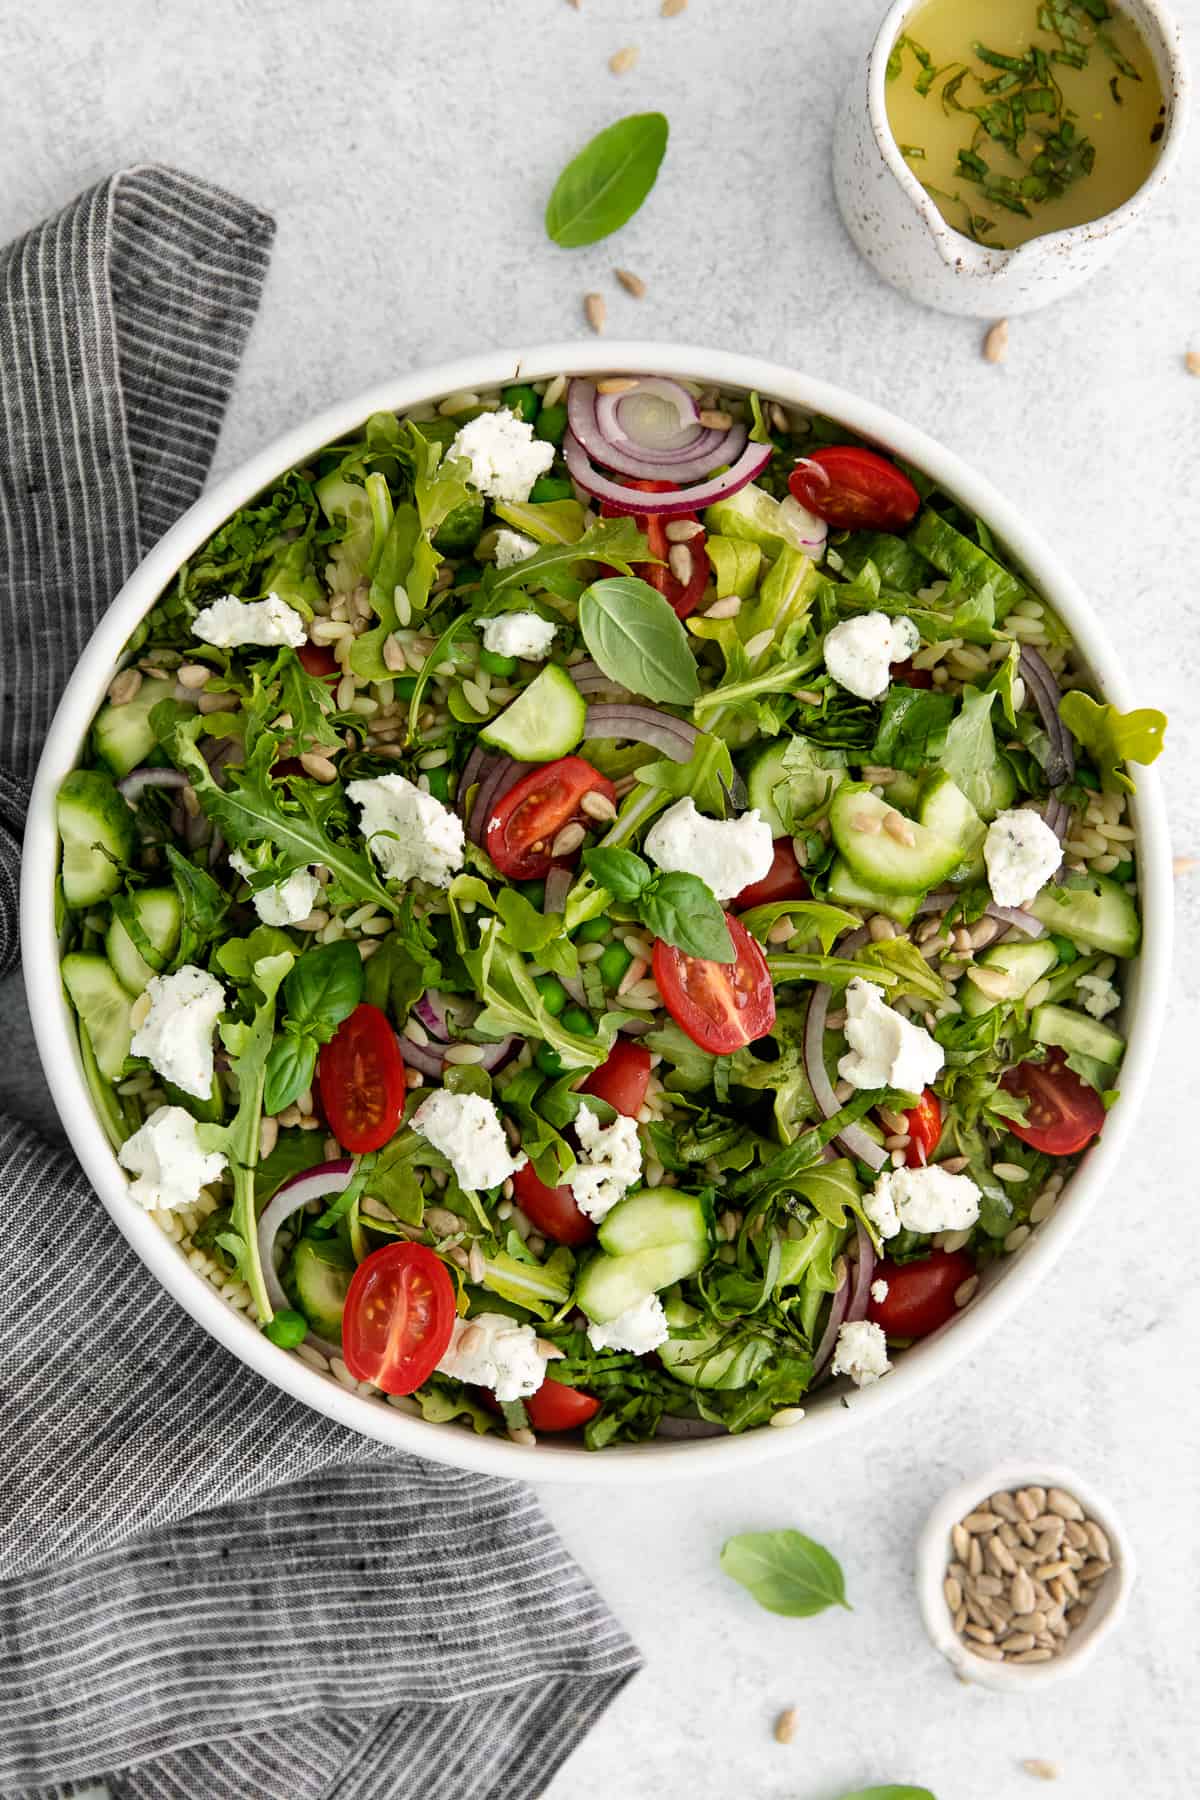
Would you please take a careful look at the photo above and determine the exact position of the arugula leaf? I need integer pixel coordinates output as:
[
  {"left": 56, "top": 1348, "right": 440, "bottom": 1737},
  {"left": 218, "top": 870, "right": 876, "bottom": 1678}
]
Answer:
[
  {"left": 1058, "top": 690, "right": 1167, "bottom": 795},
  {"left": 705, "top": 534, "right": 761, "bottom": 599},
  {"left": 720, "top": 1528, "right": 851, "bottom": 1617},
  {"left": 164, "top": 846, "right": 230, "bottom": 968},
  {"left": 579, "top": 576, "right": 700, "bottom": 705},
  {"left": 870, "top": 686, "right": 954, "bottom": 772},
  {"left": 738, "top": 899, "right": 860, "bottom": 952},
  {"left": 639, "top": 872, "right": 734, "bottom": 963},
  {"left": 545, "top": 112, "right": 669, "bottom": 247},
  {"left": 939, "top": 686, "right": 1011, "bottom": 819},
  {"left": 175, "top": 470, "right": 321, "bottom": 614},
  {"left": 856, "top": 937, "right": 948, "bottom": 1005},
  {"left": 491, "top": 513, "right": 649, "bottom": 599},
  {"left": 635, "top": 729, "right": 737, "bottom": 817},
  {"left": 467, "top": 924, "right": 615, "bottom": 1071}
]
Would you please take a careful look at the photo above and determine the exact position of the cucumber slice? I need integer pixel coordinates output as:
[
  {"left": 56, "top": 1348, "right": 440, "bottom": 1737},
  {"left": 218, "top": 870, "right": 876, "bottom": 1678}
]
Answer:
[
  {"left": 744, "top": 742, "right": 790, "bottom": 836},
  {"left": 745, "top": 740, "right": 844, "bottom": 837},
  {"left": 1031, "top": 1003, "right": 1124, "bottom": 1068},
  {"left": 106, "top": 887, "right": 183, "bottom": 993},
  {"left": 825, "top": 858, "right": 922, "bottom": 925},
  {"left": 62, "top": 953, "right": 134, "bottom": 1079},
  {"left": 1029, "top": 873, "right": 1140, "bottom": 957},
  {"left": 92, "top": 677, "right": 177, "bottom": 777},
  {"left": 597, "top": 1187, "right": 713, "bottom": 1259},
  {"left": 287, "top": 1236, "right": 355, "bottom": 1339},
  {"left": 57, "top": 770, "right": 136, "bottom": 906},
  {"left": 576, "top": 1240, "right": 710, "bottom": 1325},
  {"left": 960, "top": 939, "right": 1059, "bottom": 1017},
  {"left": 658, "top": 1298, "right": 771, "bottom": 1390},
  {"left": 829, "top": 787, "right": 961, "bottom": 896},
  {"left": 918, "top": 771, "right": 986, "bottom": 882},
  {"left": 881, "top": 772, "right": 921, "bottom": 813},
  {"left": 479, "top": 664, "right": 585, "bottom": 762}
]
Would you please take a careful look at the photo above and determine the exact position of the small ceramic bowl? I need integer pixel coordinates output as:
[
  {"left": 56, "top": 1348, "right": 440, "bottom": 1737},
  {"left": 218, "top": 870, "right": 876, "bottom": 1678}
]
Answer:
[{"left": 916, "top": 1460, "right": 1135, "bottom": 1690}]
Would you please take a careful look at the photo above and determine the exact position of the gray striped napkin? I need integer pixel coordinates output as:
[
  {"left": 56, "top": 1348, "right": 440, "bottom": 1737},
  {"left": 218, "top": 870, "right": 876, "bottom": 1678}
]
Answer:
[{"left": 0, "top": 166, "right": 639, "bottom": 1800}]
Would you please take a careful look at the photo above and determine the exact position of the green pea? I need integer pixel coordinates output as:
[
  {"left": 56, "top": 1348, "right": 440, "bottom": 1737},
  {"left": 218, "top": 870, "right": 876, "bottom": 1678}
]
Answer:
[
  {"left": 1075, "top": 764, "right": 1100, "bottom": 791},
  {"left": 561, "top": 1005, "right": 597, "bottom": 1037},
  {"left": 503, "top": 384, "right": 541, "bottom": 422},
  {"left": 453, "top": 560, "right": 482, "bottom": 588},
  {"left": 392, "top": 675, "right": 418, "bottom": 698},
  {"left": 599, "top": 943, "right": 633, "bottom": 988},
  {"left": 535, "top": 1043, "right": 565, "bottom": 1076},
  {"left": 1110, "top": 859, "right": 1134, "bottom": 882},
  {"left": 534, "top": 975, "right": 568, "bottom": 1016},
  {"left": 1050, "top": 934, "right": 1078, "bottom": 965},
  {"left": 575, "top": 917, "right": 610, "bottom": 943},
  {"left": 529, "top": 475, "right": 574, "bottom": 503},
  {"left": 517, "top": 879, "right": 546, "bottom": 907},
  {"left": 426, "top": 767, "right": 451, "bottom": 803},
  {"left": 264, "top": 1308, "right": 308, "bottom": 1349},
  {"left": 479, "top": 648, "right": 518, "bottom": 678},
  {"left": 535, "top": 403, "right": 567, "bottom": 446}
]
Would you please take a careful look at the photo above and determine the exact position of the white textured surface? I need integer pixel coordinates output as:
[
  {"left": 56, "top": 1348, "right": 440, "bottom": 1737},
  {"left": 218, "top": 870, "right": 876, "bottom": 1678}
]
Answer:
[{"left": 3, "top": 2, "right": 1197, "bottom": 1798}]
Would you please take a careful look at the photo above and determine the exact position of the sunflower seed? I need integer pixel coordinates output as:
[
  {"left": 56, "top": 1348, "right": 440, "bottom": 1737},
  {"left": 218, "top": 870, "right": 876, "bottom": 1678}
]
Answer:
[
  {"left": 987, "top": 1537, "right": 1017, "bottom": 1576},
  {"left": 1048, "top": 1488, "right": 1085, "bottom": 1521},
  {"left": 580, "top": 789, "right": 617, "bottom": 822},
  {"left": 1010, "top": 1649, "right": 1053, "bottom": 1664},
  {"left": 1080, "top": 1559, "right": 1109, "bottom": 1585},
  {"left": 964, "top": 1624, "right": 995, "bottom": 1644},
  {"left": 968, "top": 1537, "right": 984, "bottom": 1577},
  {"left": 300, "top": 752, "right": 338, "bottom": 783},
  {"left": 597, "top": 377, "right": 639, "bottom": 395},
  {"left": 951, "top": 1523, "right": 970, "bottom": 1562},
  {"left": 668, "top": 544, "right": 694, "bottom": 585},
  {"left": 983, "top": 319, "right": 1009, "bottom": 364},
  {"left": 973, "top": 1573, "right": 1004, "bottom": 1597},
  {"left": 1010, "top": 1569, "right": 1036, "bottom": 1615},
  {"left": 585, "top": 292, "right": 606, "bottom": 334},
  {"left": 551, "top": 821, "right": 587, "bottom": 857},
  {"left": 666, "top": 519, "right": 704, "bottom": 542},
  {"left": 773, "top": 1707, "right": 798, "bottom": 1744},
  {"left": 944, "top": 1576, "right": 963, "bottom": 1613},
  {"left": 614, "top": 268, "right": 646, "bottom": 298},
  {"left": 968, "top": 1642, "right": 1006, "bottom": 1662},
  {"left": 1021, "top": 1760, "right": 1060, "bottom": 1781},
  {"left": 662, "top": 0, "right": 688, "bottom": 15},
  {"left": 990, "top": 1492, "right": 1020, "bottom": 1522},
  {"left": 703, "top": 595, "right": 742, "bottom": 619},
  {"left": 883, "top": 809, "right": 916, "bottom": 846},
  {"left": 744, "top": 627, "right": 774, "bottom": 660},
  {"left": 608, "top": 45, "right": 639, "bottom": 75},
  {"left": 699, "top": 408, "right": 733, "bottom": 429}
]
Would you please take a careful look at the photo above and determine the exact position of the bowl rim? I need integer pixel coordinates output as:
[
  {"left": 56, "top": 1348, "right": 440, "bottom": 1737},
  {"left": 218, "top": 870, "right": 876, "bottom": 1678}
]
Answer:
[{"left": 20, "top": 340, "right": 1174, "bottom": 1484}]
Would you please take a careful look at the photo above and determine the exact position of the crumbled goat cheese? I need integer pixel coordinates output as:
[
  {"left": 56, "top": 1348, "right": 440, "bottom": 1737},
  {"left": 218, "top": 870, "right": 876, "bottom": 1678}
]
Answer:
[
  {"left": 229, "top": 850, "right": 320, "bottom": 927},
  {"left": 449, "top": 407, "right": 555, "bottom": 503},
  {"left": 130, "top": 964, "right": 226, "bottom": 1100},
  {"left": 491, "top": 529, "right": 539, "bottom": 570},
  {"left": 831, "top": 1319, "right": 892, "bottom": 1387},
  {"left": 823, "top": 611, "right": 920, "bottom": 700},
  {"left": 191, "top": 593, "right": 307, "bottom": 649},
  {"left": 865, "top": 1164, "right": 982, "bottom": 1241},
  {"left": 1076, "top": 973, "right": 1121, "bottom": 1021},
  {"left": 568, "top": 1104, "right": 643, "bottom": 1223},
  {"left": 118, "top": 1105, "right": 227, "bottom": 1211},
  {"left": 436, "top": 1312, "right": 545, "bottom": 1404},
  {"left": 347, "top": 774, "right": 465, "bottom": 888},
  {"left": 480, "top": 609, "right": 557, "bottom": 661},
  {"left": 411, "top": 1091, "right": 526, "bottom": 1191},
  {"left": 643, "top": 797, "right": 774, "bottom": 903},
  {"left": 984, "top": 807, "right": 1063, "bottom": 907},
  {"left": 587, "top": 1293, "right": 669, "bottom": 1355},
  {"left": 838, "top": 978, "right": 945, "bottom": 1093},
  {"left": 870, "top": 1278, "right": 890, "bottom": 1305}
]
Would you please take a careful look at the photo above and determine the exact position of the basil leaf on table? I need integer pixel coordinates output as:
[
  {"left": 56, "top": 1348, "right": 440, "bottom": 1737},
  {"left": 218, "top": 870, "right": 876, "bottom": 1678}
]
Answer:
[
  {"left": 640, "top": 872, "right": 733, "bottom": 963},
  {"left": 579, "top": 577, "right": 700, "bottom": 705},
  {"left": 720, "top": 1528, "right": 851, "bottom": 1616},
  {"left": 545, "top": 112, "right": 669, "bottom": 248},
  {"left": 836, "top": 1789, "right": 936, "bottom": 1800},
  {"left": 582, "top": 846, "right": 653, "bottom": 902}
]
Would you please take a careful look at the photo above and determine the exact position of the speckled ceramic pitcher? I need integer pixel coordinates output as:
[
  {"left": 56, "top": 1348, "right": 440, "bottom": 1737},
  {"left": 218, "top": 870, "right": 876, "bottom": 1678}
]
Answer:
[{"left": 833, "top": 0, "right": 1189, "bottom": 316}]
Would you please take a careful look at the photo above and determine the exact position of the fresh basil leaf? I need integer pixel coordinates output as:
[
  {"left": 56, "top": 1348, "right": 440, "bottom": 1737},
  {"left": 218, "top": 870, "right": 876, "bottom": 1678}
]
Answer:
[
  {"left": 579, "top": 576, "right": 700, "bottom": 705},
  {"left": 1059, "top": 690, "right": 1167, "bottom": 795},
  {"left": 283, "top": 940, "right": 364, "bottom": 1036},
  {"left": 640, "top": 872, "right": 733, "bottom": 963},
  {"left": 720, "top": 1528, "right": 851, "bottom": 1617},
  {"left": 544, "top": 112, "right": 669, "bottom": 247},
  {"left": 582, "top": 846, "right": 652, "bottom": 901},
  {"left": 870, "top": 686, "right": 954, "bottom": 773},
  {"left": 835, "top": 1788, "right": 935, "bottom": 1800},
  {"left": 263, "top": 1031, "right": 318, "bottom": 1116}
]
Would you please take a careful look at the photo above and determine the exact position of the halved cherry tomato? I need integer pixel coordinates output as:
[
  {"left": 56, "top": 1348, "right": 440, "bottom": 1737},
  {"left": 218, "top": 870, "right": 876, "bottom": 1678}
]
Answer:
[
  {"left": 318, "top": 1002, "right": 406, "bottom": 1153},
  {"left": 580, "top": 1041, "right": 651, "bottom": 1118},
  {"left": 1001, "top": 1046, "right": 1105, "bottom": 1156},
  {"left": 891, "top": 658, "right": 934, "bottom": 690},
  {"left": 904, "top": 1089, "right": 942, "bottom": 1167},
  {"left": 652, "top": 912, "right": 775, "bottom": 1054},
  {"left": 296, "top": 642, "right": 340, "bottom": 681},
  {"left": 788, "top": 446, "right": 920, "bottom": 532},
  {"left": 485, "top": 756, "right": 616, "bottom": 882},
  {"left": 525, "top": 1378, "right": 602, "bottom": 1433},
  {"left": 512, "top": 1161, "right": 595, "bottom": 1246},
  {"left": 867, "top": 1248, "right": 976, "bottom": 1340},
  {"left": 602, "top": 478, "right": 710, "bottom": 619},
  {"left": 734, "top": 837, "right": 811, "bottom": 909},
  {"left": 341, "top": 1242, "right": 457, "bottom": 1394}
]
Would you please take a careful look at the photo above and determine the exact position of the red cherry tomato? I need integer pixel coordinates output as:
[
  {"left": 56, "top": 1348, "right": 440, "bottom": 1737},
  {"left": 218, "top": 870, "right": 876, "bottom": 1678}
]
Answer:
[
  {"left": 525, "top": 1378, "right": 601, "bottom": 1433},
  {"left": 602, "top": 478, "right": 710, "bottom": 619},
  {"left": 296, "top": 642, "right": 339, "bottom": 681},
  {"left": 788, "top": 446, "right": 920, "bottom": 532},
  {"left": 341, "top": 1242, "right": 456, "bottom": 1394},
  {"left": 891, "top": 658, "right": 934, "bottom": 690},
  {"left": 652, "top": 912, "right": 775, "bottom": 1054},
  {"left": 1000, "top": 1046, "right": 1106, "bottom": 1156},
  {"left": 903, "top": 1089, "right": 942, "bottom": 1167},
  {"left": 734, "top": 837, "right": 811, "bottom": 909},
  {"left": 512, "top": 1161, "right": 594, "bottom": 1247},
  {"left": 867, "top": 1248, "right": 976, "bottom": 1339},
  {"left": 485, "top": 756, "right": 616, "bottom": 882},
  {"left": 579, "top": 1041, "right": 652, "bottom": 1118},
  {"left": 318, "top": 1003, "right": 406, "bottom": 1153}
]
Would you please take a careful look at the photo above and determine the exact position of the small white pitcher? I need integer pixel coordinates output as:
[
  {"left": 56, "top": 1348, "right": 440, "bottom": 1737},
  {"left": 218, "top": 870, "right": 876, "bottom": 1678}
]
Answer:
[{"left": 833, "top": 0, "right": 1189, "bottom": 316}]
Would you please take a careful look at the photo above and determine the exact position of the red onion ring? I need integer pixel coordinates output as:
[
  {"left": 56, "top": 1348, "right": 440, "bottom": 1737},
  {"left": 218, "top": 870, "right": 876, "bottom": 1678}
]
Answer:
[
  {"left": 811, "top": 1263, "right": 851, "bottom": 1378},
  {"left": 583, "top": 703, "right": 699, "bottom": 763},
  {"left": 655, "top": 1414, "right": 728, "bottom": 1439},
  {"left": 569, "top": 379, "right": 743, "bottom": 484},
  {"left": 117, "top": 767, "right": 189, "bottom": 804},
  {"left": 467, "top": 756, "right": 534, "bottom": 846},
  {"left": 414, "top": 990, "right": 452, "bottom": 1040},
  {"left": 395, "top": 1029, "right": 517, "bottom": 1079},
  {"left": 570, "top": 659, "right": 633, "bottom": 699},
  {"left": 543, "top": 866, "right": 573, "bottom": 915},
  {"left": 802, "top": 984, "right": 887, "bottom": 1174},
  {"left": 594, "top": 375, "right": 707, "bottom": 451},
  {"left": 985, "top": 903, "right": 1044, "bottom": 938},
  {"left": 844, "top": 1218, "right": 877, "bottom": 1324},
  {"left": 457, "top": 744, "right": 490, "bottom": 820},
  {"left": 564, "top": 428, "right": 773, "bottom": 519},
  {"left": 1019, "top": 647, "right": 1075, "bottom": 788},
  {"left": 257, "top": 1157, "right": 355, "bottom": 1358}
]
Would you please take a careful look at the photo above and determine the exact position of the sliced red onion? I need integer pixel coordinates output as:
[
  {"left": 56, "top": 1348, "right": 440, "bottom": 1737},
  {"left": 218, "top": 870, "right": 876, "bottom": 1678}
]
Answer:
[
  {"left": 544, "top": 866, "right": 572, "bottom": 915},
  {"left": 208, "top": 827, "right": 225, "bottom": 871},
  {"left": 117, "top": 767, "right": 189, "bottom": 805},
  {"left": 201, "top": 735, "right": 240, "bottom": 788},
  {"left": 414, "top": 990, "right": 452, "bottom": 1040},
  {"left": 257, "top": 1158, "right": 354, "bottom": 1358},
  {"left": 844, "top": 1218, "right": 876, "bottom": 1324},
  {"left": 569, "top": 378, "right": 743, "bottom": 485},
  {"left": 457, "top": 744, "right": 490, "bottom": 820},
  {"left": 570, "top": 658, "right": 633, "bottom": 699},
  {"left": 583, "top": 704, "right": 699, "bottom": 763},
  {"left": 1020, "top": 647, "right": 1075, "bottom": 788},
  {"left": 557, "top": 972, "right": 588, "bottom": 1008},
  {"left": 811, "top": 1264, "right": 851, "bottom": 1379},
  {"left": 655, "top": 1414, "right": 728, "bottom": 1440},
  {"left": 985, "top": 903, "right": 1044, "bottom": 938},
  {"left": 395, "top": 1029, "right": 517, "bottom": 1079},
  {"left": 594, "top": 375, "right": 706, "bottom": 450},
  {"left": 1044, "top": 793, "right": 1070, "bottom": 842},
  {"left": 564, "top": 428, "right": 773, "bottom": 519},
  {"left": 616, "top": 1015, "right": 654, "bottom": 1036},
  {"left": 802, "top": 984, "right": 887, "bottom": 1173},
  {"left": 467, "top": 756, "right": 533, "bottom": 846},
  {"left": 184, "top": 806, "right": 213, "bottom": 853}
]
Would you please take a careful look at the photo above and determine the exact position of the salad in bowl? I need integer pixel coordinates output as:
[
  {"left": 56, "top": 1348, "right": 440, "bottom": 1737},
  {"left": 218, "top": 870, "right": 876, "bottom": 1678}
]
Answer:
[{"left": 49, "top": 362, "right": 1167, "bottom": 1452}]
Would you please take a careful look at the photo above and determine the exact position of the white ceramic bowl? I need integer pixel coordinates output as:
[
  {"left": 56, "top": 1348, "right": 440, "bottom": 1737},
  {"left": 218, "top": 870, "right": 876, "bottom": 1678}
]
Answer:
[
  {"left": 21, "top": 342, "right": 1173, "bottom": 1483},
  {"left": 916, "top": 1460, "right": 1135, "bottom": 1689}
]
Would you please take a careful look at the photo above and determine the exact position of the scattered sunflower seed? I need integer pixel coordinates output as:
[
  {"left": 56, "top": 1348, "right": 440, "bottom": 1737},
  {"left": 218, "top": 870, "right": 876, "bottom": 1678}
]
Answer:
[
  {"left": 609, "top": 45, "right": 639, "bottom": 75},
  {"left": 773, "top": 1707, "right": 798, "bottom": 1745},
  {"left": 615, "top": 267, "right": 647, "bottom": 298},
  {"left": 661, "top": 0, "right": 688, "bottom": 14},
  {"left": 1186, "top": 351, "right": 1200, "bottom": 376},
  {"left": 585, "top": 292, "right": 606, "bottom": 334},
  {"left": 984, "top": 319, "right": 1010, "bottom": 363}
]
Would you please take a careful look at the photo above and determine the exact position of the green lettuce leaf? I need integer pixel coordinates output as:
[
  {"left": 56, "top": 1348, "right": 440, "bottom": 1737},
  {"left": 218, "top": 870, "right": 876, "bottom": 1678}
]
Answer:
[{"left": 1059, "top": 690, "right": 1167, "bottom": 795}]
